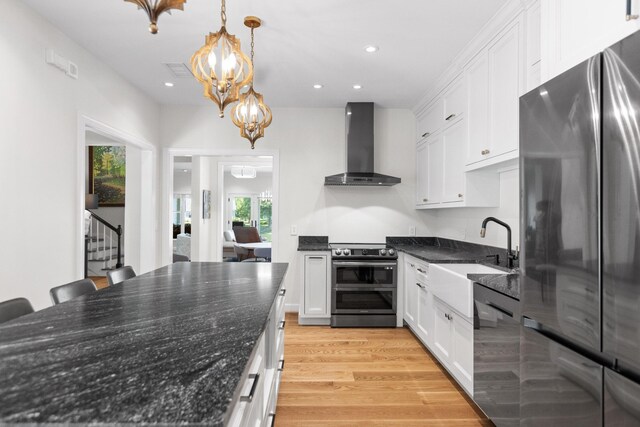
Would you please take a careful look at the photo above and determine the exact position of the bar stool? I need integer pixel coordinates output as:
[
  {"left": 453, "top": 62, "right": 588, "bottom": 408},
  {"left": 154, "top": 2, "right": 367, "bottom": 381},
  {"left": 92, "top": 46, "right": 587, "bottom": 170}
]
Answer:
[
  {"left": 106, "top": 266, "right": 136, "bottom": 286},
  {"left": 50, "top": 279, "right": 97, "bottom": 305},
  {"left": 0, "top": 298, "right": 34, "bottom": 324}
]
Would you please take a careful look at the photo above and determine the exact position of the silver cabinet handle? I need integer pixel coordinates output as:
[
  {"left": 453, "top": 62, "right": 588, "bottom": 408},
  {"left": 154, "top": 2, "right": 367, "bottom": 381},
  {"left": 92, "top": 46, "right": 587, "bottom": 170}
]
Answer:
[
  {"left": 278, "top": 359, "right": 285, "bottom": 372},
  {"left": 416, "top": 282, "right": 425, "bottom": 289},
  {"left": 422, "top": 198, "right": 428, "bottom": 202},
  {"left": 409, "top": 263, "right": 415, "bottom": 268},
  {"left": 279, "top": 320, "right": 286, "bottom": 330},
  {"left": 279, "top": 289, "right": 286, "bottom": 297},
  {"left": 417, "top": 268, "right": 426, "bottom": 274},
  {"left": 308, "top": 256, "right": 324, "bottom": 259},
  {"left": 445, "top": 113, "right": 456, "bottom": 121},
  {"left": 240, "top": 373, "right": 260, "bottom": 402},
  {"left": 481, "top": 149, "right": 490, "bottom": 155},
  {"left": 627, "top": 0, "right": 638, "bottom": 19},
  {"left": 458, "top": 193, "right": 463, "bottom": 198},
  {"left": 422, "top": 132, "right": 430, "bottom": 138}
]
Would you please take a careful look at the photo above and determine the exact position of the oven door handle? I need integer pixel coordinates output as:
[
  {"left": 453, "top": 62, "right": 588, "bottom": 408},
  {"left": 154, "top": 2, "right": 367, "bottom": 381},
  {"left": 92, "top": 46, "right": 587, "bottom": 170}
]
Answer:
[{"left": 332, "top": 261, "right": 397, "bottom": 267}]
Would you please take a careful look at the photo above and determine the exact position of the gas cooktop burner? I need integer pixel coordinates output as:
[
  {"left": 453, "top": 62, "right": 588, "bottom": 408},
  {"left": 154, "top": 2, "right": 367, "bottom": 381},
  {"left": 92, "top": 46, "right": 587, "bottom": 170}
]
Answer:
[{"left": 329, "top": 243, "right": 397, "bottom": 259}]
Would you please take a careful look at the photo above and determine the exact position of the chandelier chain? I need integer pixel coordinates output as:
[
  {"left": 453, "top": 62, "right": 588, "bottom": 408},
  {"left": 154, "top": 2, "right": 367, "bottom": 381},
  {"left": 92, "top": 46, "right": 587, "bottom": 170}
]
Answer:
[
  {"left": 250, "top": 28, "right": 255, "bottom": 66},
  {"left": 220, "top": 0, "right": 227, "bottom": 26}
]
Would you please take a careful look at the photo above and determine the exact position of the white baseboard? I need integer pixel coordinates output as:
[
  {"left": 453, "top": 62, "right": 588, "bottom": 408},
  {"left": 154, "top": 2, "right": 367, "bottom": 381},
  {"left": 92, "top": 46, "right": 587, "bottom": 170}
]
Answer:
[{"left": 285, "top": 303, "right": 299, "bottom": 313}]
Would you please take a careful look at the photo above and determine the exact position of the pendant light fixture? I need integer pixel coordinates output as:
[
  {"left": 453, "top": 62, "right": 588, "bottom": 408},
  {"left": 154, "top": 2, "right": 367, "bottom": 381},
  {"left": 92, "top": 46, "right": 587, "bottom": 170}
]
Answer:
[
  {"left": 231, "top": 16, "right": 272, "bottom": 149},
  {"left": 125, "top": 0, "right": 186, "bottom": 34},
  {"left": 191, "top": 0, "right": 253, "bottom": 118}
]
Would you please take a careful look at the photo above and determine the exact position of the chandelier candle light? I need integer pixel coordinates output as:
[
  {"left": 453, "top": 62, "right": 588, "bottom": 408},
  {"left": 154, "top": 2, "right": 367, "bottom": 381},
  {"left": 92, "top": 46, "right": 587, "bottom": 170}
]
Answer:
[
  {"left": 191, "top": 0, "right": 253, "bottom": 118},
  {"left": 231, "top": 16, "right": 273, "bottom": 149},
  {"left": 124, "top": 0, "right": 186, "bottom": 34}
]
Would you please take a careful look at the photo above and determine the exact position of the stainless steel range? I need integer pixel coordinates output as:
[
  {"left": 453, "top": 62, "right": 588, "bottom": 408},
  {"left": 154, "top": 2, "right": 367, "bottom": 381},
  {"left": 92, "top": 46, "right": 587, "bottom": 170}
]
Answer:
[{"left": 330, "top": 243, "right": 398, "bottom": 328}]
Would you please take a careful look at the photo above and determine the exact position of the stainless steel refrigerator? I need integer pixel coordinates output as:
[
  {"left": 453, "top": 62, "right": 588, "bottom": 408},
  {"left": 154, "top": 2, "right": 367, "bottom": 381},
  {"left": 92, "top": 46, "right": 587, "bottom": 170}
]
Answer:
[{"left": 520, "top": 30, "right": 640, "bottom": 426}]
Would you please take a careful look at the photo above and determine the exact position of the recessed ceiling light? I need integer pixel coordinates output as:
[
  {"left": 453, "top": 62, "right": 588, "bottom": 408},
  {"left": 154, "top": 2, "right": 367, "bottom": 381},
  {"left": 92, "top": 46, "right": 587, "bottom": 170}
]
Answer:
[
  {"left": 353, "top": 84, "right": 363, "bottom": 90},
  {"left": 364, "top": 45, "right": 378, "bottom": 53},
  {"left": 313, "top": 84, "right": 323, "bottom": 89},
  {"left": 164, "top": 82, "right": 174, "bottom": 87}
]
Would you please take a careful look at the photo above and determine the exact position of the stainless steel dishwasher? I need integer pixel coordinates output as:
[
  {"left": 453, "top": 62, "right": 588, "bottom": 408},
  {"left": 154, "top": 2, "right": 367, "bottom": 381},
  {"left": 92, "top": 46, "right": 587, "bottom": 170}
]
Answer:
[{"left": 473, "top": 282, "right": 520, "bottom": 427}]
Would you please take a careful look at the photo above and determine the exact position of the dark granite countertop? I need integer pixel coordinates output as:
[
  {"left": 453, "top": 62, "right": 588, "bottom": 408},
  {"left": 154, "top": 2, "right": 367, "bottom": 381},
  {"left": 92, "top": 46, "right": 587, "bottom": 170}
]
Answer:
[
  {"left": 0, "top": 262, "right": 288, "bottom": 425},
  {"left": 297, "top": 235, "right": 330, "bottom": 251},
  {"left": 468, "top": 273, "right": 520, "bottom": 300},
  {"left": 387, "top": 236, "right": 519, "bottom": 299}
]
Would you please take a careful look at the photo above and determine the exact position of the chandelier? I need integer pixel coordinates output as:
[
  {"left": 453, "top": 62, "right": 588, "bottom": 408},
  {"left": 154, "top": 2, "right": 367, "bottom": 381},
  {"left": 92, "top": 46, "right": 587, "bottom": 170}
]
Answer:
[
  {"left": 231, "top": 16, "right": 273, "bottom": 149},
  {"left": 191, "top": 0, "right": 253, "bottom": 118},
  {"left": 125, "top": 0, "right": 186, "bottom": 34}
]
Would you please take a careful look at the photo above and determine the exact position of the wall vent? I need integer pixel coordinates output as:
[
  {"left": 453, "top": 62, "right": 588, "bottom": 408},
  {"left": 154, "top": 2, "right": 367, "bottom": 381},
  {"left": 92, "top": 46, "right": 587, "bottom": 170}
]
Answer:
[{"left": 164, "top": 62, "right": 193, "bottom": 78}]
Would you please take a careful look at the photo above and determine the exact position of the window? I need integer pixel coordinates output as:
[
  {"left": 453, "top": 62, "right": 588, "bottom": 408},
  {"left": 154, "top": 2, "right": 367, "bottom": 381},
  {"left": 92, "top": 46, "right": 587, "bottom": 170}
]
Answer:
[{"left": 172, "top": 194, "right": 191, "bottom": 238}]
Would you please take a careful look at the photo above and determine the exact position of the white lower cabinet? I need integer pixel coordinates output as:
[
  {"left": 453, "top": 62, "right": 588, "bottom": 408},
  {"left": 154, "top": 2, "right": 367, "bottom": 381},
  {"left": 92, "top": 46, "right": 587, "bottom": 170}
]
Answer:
[
  {"left": 433, "top": 298, "right": 453, "bottom": 362},
  {"left": 298, "top": 252, "right": 331, "bottom": 325},
  {"left": 403, "top": 258, "right": 418, "bottom": 327},
  {"left": 415, "top": 267, "right": 433, "bottom": 348},
  {"left": 401, "top": 258, "right": 474, "bottom": 397},
  {"left": 228, "top": 285, "right": 286, "bottom": 427},
  {"left": 432, "top": 297, "right": 474, "bottom": 396},
  {"left": 451, "top": 311, "right": 474, "bottom": 394}
]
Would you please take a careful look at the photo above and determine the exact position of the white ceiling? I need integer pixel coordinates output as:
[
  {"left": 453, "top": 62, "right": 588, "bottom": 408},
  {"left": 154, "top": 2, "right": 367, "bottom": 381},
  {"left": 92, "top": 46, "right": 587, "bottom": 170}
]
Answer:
[{"left": 22, "top": 0, "right": 507, "bottom": 108}]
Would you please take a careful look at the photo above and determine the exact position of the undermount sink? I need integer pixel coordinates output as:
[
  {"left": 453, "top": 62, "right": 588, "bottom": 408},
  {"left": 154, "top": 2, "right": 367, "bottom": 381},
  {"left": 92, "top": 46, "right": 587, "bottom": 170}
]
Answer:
[{"left": 429, "top": 263, "right": 505, "bottom": 318}]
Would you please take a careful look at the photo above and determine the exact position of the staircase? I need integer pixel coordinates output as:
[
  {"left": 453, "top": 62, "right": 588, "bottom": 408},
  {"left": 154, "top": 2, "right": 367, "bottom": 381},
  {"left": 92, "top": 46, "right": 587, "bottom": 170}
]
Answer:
[{"left": 85, "top": 211, "right": 123, "bottom": 277}]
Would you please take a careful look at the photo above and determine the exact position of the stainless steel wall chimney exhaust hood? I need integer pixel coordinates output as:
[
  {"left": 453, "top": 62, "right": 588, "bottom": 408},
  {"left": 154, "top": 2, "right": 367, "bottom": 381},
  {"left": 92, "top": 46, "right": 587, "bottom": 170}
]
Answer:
[{"left": 324, "top": 102, "right": 401, "bottom": 186}]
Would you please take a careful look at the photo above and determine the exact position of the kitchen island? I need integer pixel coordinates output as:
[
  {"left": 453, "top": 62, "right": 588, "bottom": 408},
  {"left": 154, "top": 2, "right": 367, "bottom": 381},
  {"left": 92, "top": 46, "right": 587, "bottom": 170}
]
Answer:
[{"left": 0, "top": 262, "right": 288, "bottom": 425}]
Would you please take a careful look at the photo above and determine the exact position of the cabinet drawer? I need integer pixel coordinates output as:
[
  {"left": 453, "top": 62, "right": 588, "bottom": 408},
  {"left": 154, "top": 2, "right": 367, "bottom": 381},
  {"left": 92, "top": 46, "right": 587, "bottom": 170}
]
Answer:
[{"left": 227, "top": 334, "right": 266, "bottom": 427}]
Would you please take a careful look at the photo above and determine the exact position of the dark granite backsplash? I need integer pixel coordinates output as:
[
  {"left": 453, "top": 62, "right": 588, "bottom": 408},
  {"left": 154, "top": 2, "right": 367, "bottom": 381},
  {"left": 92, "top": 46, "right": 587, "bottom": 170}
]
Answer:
[{"left": 298, "top": 236, "right": 330, "bottom": 251}]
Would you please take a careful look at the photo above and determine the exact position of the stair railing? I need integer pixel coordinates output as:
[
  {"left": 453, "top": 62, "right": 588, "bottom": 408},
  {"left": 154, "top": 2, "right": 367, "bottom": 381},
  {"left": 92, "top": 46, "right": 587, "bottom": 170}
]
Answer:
[{"left": 85, "top": 210, "right": 123, "bottom": 277}]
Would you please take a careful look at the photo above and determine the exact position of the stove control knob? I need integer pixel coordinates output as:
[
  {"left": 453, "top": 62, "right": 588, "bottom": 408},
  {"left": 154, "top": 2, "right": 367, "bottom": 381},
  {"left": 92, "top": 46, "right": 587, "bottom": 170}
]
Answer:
[
  {"left": 334, "top": 249, "right": 342, "bottom": 256},
  {"left": 388, "top": 249, "right": 396, "bottom": 256},
  {"left": 362, "top": 249, "right": 368, "bottom": 255},
  {"left": 343, "top": 249, "right": 351, "bottom": 256},
  {"left": 380, "top": 249, "right": 387, "bottom": 255}
]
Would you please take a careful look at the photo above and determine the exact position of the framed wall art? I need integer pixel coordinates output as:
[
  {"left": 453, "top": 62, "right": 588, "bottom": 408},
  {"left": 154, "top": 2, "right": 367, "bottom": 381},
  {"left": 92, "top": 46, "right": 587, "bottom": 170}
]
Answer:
[{"left": 88, "top": 146, "right": 126, "bottom": 207}]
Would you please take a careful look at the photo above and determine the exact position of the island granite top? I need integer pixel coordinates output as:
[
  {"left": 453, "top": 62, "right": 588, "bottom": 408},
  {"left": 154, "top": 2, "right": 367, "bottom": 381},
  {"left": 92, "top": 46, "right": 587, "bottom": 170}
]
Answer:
[{"left": 0, "top": 262, "right": 288, "bottom": 425}]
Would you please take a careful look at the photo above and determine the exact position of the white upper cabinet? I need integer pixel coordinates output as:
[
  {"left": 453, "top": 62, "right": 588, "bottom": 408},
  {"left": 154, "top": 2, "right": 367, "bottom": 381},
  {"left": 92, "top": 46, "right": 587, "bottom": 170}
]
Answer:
[
  {"left": 465, "top": 15, "right": 523, "bottom": 170},
  {"left": 525, "top": 0, "right": 542, "bottom": 92},
  {"left": 417, "top": 98, "right": 444, "bottom": 142},
  {"left": 442, "top": 120, "right": 466, "bottom": 204},
  {"left": 416, "top": 141, "right": 429, "bottom": 206},
  {"left": 426, "top": 134, "right": 444, "bottom": 205},
  {"left": 542, "top": 0, "right": 640, "bottom": 82},
  {"left": 443, "top": 77, "right": 467, "bottom": 125},
  {"left": 487, "top": 18, "right": 523, "bottom": 162},
  {"left": 466, "top": 52, "right": 490, "bottom": 166}
]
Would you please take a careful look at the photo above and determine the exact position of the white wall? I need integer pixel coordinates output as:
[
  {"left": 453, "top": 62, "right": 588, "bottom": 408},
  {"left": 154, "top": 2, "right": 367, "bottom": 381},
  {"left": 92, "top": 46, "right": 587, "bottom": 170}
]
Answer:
[
  {"left": 0, "top": 1, "right": 160, "bottom": 309},
  {"left": 191, "top": 156, "right": 217, "bottom": 262},
  {"left": 161, "top": 106, "right": 435, "bottom": 308},
  {"left": 224, "top": 171, "right": 272, "bottom": 197},
  {"left": 173, "top": 170, "right": 192, "bottom": 194},
  {"left": 426, "top": 167, "right": 520, "bottom": 249}
]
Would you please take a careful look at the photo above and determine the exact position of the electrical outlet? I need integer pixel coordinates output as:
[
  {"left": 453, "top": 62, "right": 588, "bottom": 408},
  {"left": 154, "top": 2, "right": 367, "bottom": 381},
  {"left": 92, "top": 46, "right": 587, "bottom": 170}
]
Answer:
[
  {"left": 290, "top": 225, "right": 298, "bottom": 236},
  {"left": 409, "top": 226, "right": 416, "bottom": 236}
]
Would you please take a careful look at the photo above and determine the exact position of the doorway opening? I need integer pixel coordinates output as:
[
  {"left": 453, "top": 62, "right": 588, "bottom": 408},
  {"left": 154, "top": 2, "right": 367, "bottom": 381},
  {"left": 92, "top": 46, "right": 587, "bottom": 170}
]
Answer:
[
  {"left": 163, "top": 150, "right": 279, "bottom": 265},
  {"left": 77, "top": 115, "right": 155, "bottom": 282},
  {"left": 85, "top": 132, "right": 126, "bottom": 281}
]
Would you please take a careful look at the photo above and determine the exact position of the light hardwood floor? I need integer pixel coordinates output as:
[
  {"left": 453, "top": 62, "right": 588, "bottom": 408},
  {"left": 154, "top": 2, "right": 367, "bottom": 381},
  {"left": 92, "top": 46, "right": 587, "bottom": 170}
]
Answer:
[
  {"left": 89, "top": 276, "right": 108, "bottom": 289},
  {"left": 276, "top": 313, "right": 491, "bottom": 427}
]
